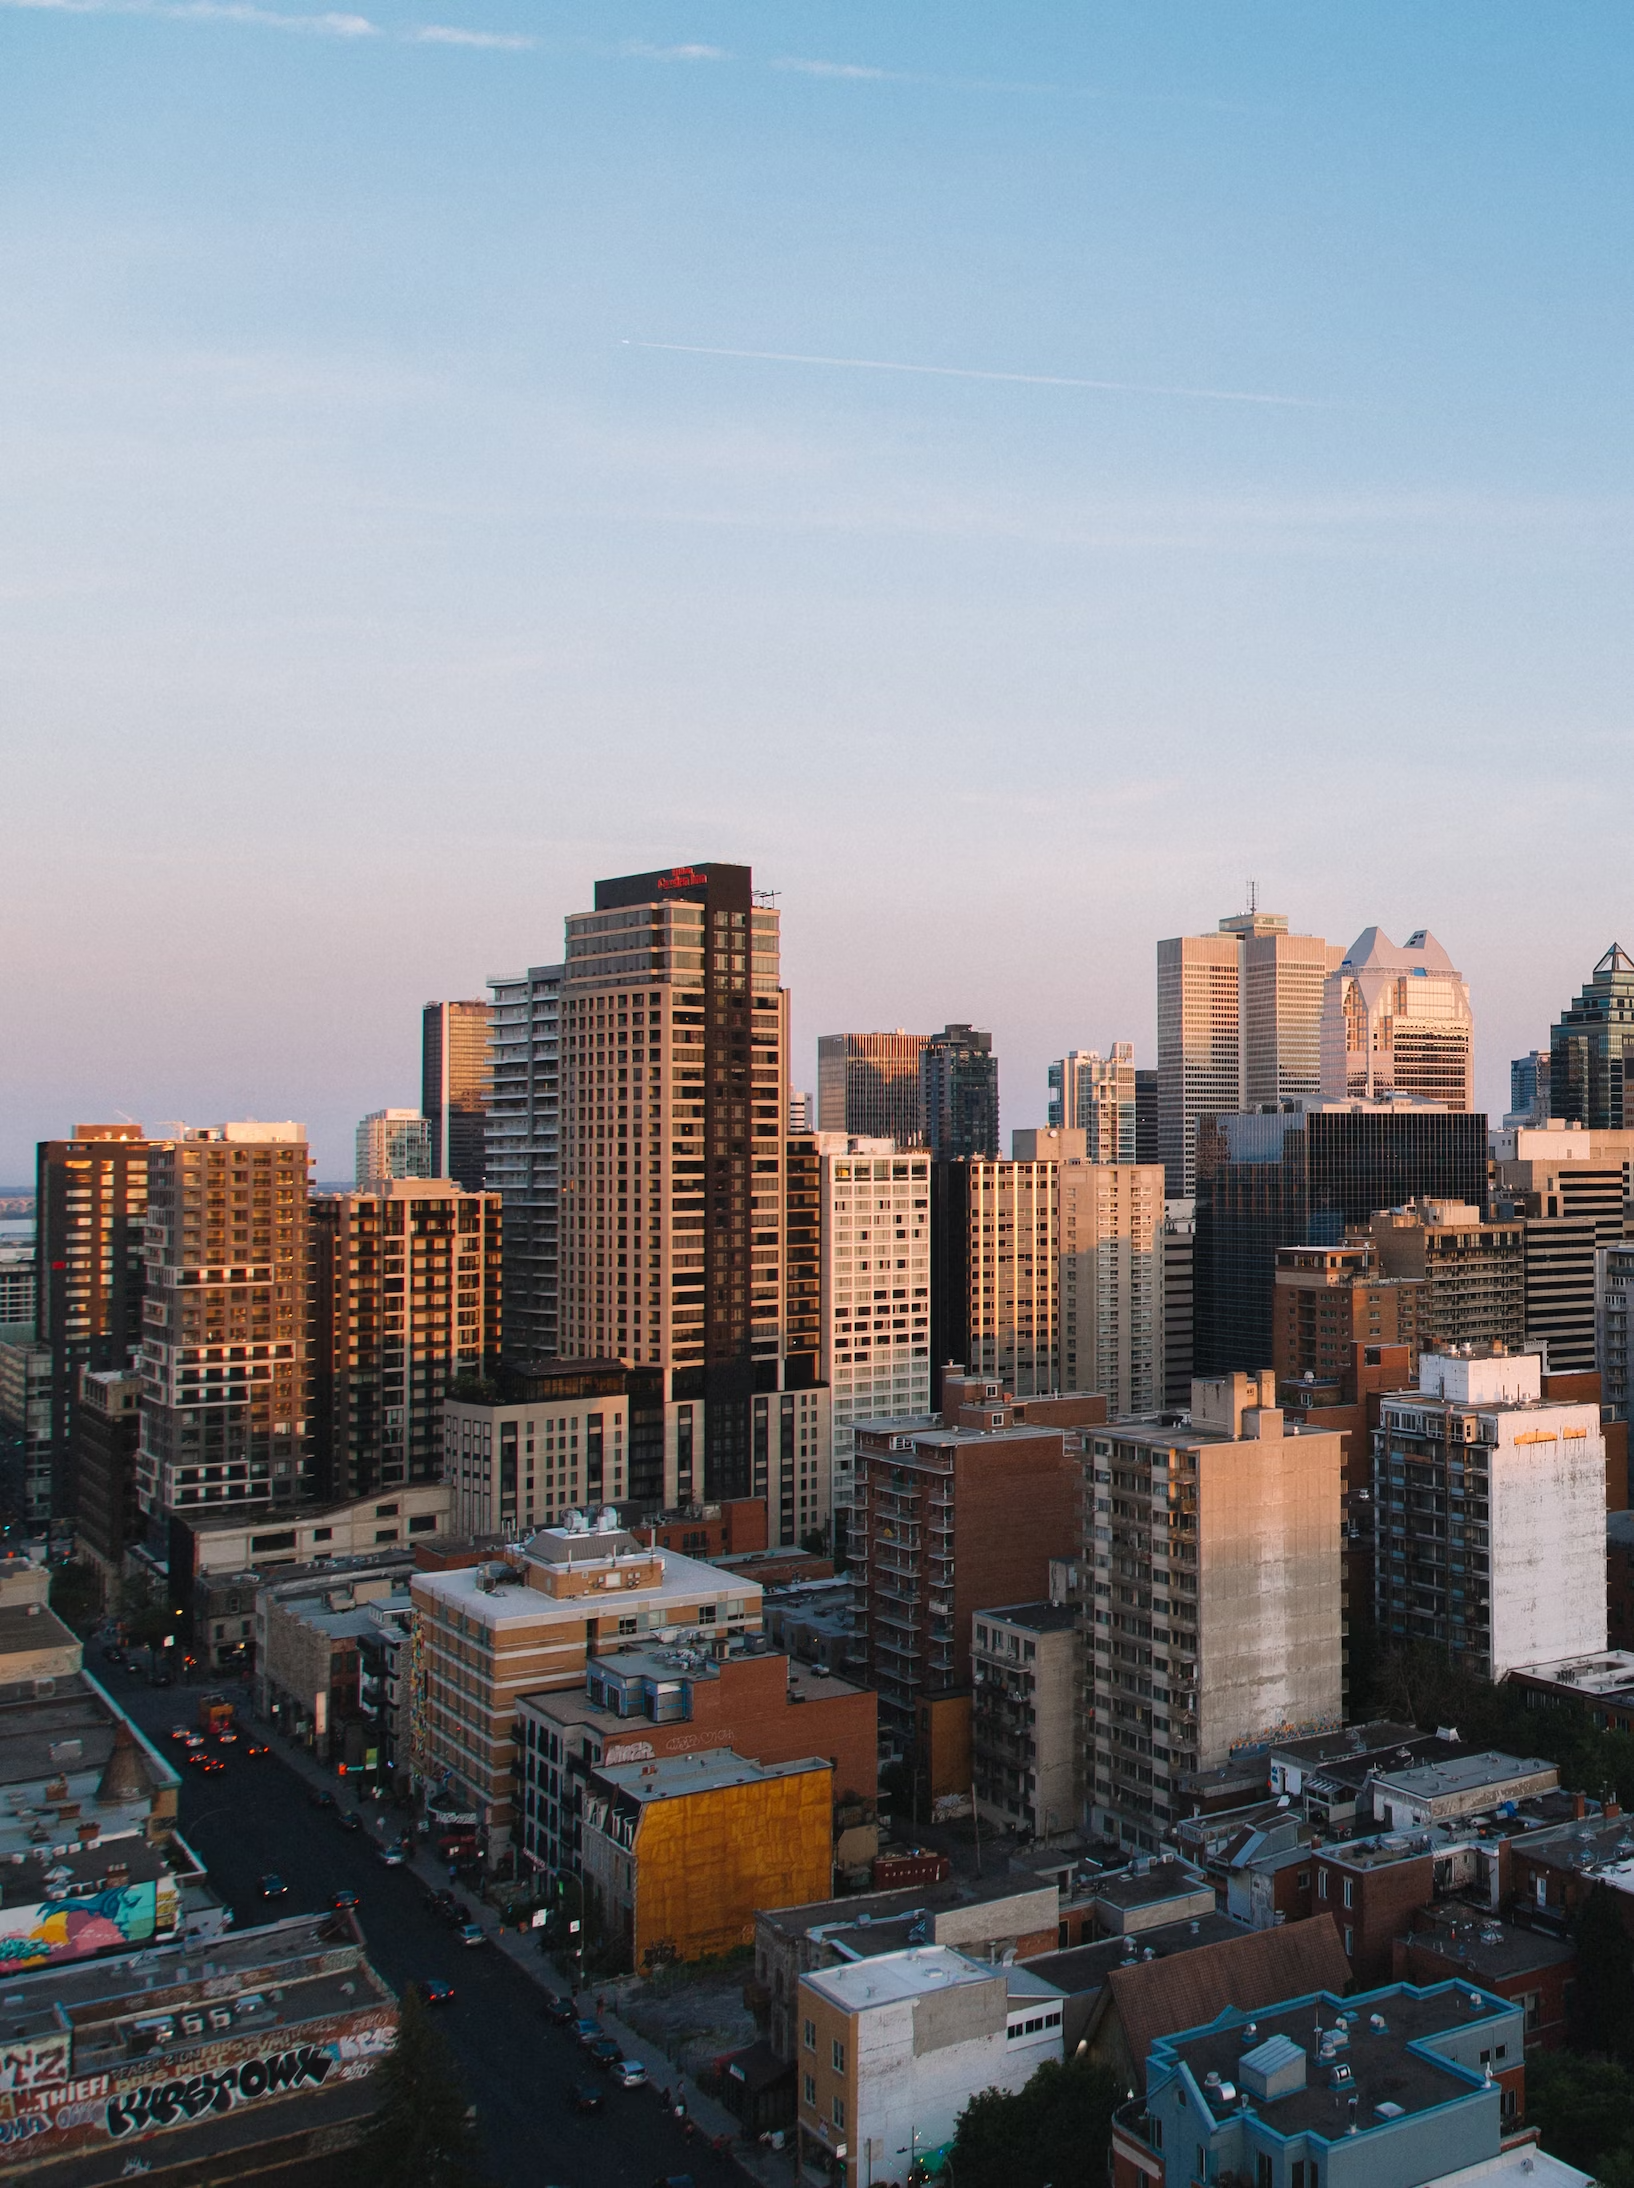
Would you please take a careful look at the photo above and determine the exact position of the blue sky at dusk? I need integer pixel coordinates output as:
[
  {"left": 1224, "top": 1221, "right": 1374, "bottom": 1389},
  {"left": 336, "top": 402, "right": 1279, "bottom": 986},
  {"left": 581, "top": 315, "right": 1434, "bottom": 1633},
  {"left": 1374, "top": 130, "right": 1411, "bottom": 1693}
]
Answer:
[{"left": 4, "top": 3, "right": 1632, "bottom": 1173}]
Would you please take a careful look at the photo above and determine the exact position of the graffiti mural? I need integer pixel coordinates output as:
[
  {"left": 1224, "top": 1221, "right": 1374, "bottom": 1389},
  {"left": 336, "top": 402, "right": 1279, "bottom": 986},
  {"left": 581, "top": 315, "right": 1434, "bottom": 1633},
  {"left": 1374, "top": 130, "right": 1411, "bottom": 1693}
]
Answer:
[
  {"left": 0, "top": 2007, "right": 396, "bottom": 2169},
  {"left": 0, "top": 1879, "right": 172, "bottom": 1969}
]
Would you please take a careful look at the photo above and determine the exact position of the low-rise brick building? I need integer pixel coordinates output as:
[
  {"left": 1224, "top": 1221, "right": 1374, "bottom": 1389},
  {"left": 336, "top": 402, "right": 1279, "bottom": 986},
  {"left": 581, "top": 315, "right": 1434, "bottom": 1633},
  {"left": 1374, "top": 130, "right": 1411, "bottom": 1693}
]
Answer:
[{"left": 1392, "top": 1907, "right": 1578, "bottom": 2049}]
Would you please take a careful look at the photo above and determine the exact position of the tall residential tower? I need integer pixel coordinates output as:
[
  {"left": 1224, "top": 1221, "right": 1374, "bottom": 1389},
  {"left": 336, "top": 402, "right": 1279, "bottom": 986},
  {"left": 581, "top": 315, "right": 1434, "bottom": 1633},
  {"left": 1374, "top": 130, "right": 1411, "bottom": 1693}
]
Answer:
[{"left": 423, "top": 999, "right": 491, "bottom": 1190}]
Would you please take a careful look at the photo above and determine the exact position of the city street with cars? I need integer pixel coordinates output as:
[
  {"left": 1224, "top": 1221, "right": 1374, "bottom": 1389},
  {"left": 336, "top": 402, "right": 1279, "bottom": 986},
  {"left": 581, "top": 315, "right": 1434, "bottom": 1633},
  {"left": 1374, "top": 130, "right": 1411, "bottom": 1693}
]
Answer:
[{"left": 96, "top": 1651, "right": 739, "bottom": 2188}]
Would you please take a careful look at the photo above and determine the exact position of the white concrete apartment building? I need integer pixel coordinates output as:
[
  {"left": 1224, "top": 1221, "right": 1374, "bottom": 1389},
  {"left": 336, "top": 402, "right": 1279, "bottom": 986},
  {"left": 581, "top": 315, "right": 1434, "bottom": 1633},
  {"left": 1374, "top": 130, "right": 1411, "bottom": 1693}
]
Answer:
[
  {"left": 1014, "top": 1129, "right": 1166, "bottom": 1416},
  {"left": 796, "top": 1946, "right": 1064, "bottom": 2186},
  {"left": 354, "top": 1109, "right": 431, "bottom": 1191},
  {"left": 410, "top": 1511, "right": 763, "bottom": 1858},
  {"left": 1374, "top": 1346, "right": 1607, "bottom": 1679},
  {"left": 1085, "top": 1371, "right": 1343, "bottom": 1851},
  {"left": 817, "top": 1138, "right": 932, "bottom": 1532},
  {"left": 1048, "top": 1045, "right": 1137, "bottom": 1161}
]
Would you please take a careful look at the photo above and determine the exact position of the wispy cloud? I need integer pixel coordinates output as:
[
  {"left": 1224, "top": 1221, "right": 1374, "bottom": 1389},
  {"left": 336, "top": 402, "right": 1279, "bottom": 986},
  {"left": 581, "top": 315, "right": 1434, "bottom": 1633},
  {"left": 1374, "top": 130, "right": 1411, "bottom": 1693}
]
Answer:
[
  {"left": 774, "top": 56, "right": 896, "bottom": 81},
  {"left": 621, "top": 340, "right": 1323, "bottom": 410},
  {"left": 411, "top": 20, "right": 531, "bottom": 46},
  {"left": 0, "top": 0, "right": 376, "bottom": 29},
  {"left": 614, "top": 38, "right": 726, "bottom": 62}
]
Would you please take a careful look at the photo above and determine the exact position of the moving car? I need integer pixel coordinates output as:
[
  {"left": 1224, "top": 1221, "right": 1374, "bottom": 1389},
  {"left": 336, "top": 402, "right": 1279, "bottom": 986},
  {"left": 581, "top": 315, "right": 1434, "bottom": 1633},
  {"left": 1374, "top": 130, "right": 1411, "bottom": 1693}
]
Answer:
[
  {"left": 168, "top": 1725, "right": 191, "bottom": 1743},
  {"left": 613, "top": 2059, "right": 648, "bottom": 2089},
  {"left": 331, "top": 1890, "right": 360, "bottom": 1912},
  {"left": 458, "top": 1922, "right": 486, "bottom": 1948},
  {"left": 337, "top": 1810, "right": 364, "bottom": 1833},
  {"left": 568, "top": 2082, "right": 604, "bottom": 2115},
  {"left": 260, "top": 1874, "right": 287, "bottom": 1898},
  {"left": 423, "top": 1979, "right": 455, "bottom": 2006},
  {"left": 242, "top": 1740, "right": 270, "bottom": 1757},
  {"left": 375, "top": 1841, "right": 407, "bottom": 1867}
]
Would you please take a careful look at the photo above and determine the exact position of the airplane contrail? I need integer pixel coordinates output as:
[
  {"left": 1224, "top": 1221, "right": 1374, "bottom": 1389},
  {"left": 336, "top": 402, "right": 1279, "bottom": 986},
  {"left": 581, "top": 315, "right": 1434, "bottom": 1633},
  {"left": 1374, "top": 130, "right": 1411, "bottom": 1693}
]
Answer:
[{"left": 620, "top": 339, "right": 1321, "bottom": 408}]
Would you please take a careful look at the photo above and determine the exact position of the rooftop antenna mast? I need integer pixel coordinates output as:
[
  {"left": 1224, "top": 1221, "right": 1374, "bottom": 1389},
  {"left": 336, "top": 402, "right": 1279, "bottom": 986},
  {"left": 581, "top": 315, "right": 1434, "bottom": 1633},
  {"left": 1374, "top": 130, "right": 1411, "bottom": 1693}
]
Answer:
[{"left": 1247, "top": 879, "right": 1259, "bottom": 916}]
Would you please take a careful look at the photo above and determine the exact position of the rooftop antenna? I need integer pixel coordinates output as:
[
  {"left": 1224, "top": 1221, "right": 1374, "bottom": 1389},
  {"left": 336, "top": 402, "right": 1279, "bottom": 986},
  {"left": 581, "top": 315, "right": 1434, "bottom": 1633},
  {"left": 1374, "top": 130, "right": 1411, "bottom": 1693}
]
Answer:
[{"left": 1247, "top": 879, "right": 1259, "bottom": 916}]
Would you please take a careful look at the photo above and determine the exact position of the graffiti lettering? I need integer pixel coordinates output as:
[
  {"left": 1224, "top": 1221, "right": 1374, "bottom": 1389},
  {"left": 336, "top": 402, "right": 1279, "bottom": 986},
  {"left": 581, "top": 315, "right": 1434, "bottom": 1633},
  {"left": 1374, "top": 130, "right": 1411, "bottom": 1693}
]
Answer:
[
  {"left": 105, "top": 2046, "right": 332, "bottom": 2139},
  {"left": 0, "top": 2118, "right": 47, "bottom": 2149}
]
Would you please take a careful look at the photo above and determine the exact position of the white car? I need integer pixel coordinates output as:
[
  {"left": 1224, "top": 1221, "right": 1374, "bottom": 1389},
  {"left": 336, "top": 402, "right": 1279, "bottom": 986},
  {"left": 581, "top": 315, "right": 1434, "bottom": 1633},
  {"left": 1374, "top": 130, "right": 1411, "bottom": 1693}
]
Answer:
[{"left": 612, "top": 2059, "right": 648, "bottom": 2089}]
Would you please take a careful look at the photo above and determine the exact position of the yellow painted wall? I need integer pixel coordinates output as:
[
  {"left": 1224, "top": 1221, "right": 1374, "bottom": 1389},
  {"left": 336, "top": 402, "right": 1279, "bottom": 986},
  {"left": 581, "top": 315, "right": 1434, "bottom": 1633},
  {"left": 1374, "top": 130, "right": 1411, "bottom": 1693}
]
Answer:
[{"left": 633, "top": 1766, "right": 833, "bottom": 1964}]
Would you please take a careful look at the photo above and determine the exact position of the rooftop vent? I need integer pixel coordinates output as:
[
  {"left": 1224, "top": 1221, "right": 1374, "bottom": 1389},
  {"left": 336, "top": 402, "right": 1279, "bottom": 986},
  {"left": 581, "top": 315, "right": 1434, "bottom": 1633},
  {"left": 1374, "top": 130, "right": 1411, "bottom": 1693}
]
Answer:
[{"left": 1239, "top": 2033, "right": 1306, "bottom": 2103}]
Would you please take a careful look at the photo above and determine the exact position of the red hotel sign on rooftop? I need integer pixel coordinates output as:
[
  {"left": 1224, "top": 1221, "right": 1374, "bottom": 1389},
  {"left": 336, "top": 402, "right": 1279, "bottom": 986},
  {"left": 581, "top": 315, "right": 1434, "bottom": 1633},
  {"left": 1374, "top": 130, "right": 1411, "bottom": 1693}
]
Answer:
[{"left": 656, "top": 866, "right": 707, "bottom": 891}]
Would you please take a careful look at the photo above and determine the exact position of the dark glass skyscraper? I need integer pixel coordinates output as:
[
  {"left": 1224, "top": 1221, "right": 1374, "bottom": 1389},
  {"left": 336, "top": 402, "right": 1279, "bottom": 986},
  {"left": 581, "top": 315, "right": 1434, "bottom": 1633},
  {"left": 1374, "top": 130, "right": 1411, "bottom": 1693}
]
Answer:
[
  {"left": 423, "top": 999, "right": 491, "bottom": 1191},
  {"left": 1194, "top": 1105, "right": 1489, "bottom": 1376},
  {"left": 920, "top": 1024, "right": 998, "bottom": 1160},
  {"left": 1550, "top": 944, "right": 1634, "bottom": 1128}
]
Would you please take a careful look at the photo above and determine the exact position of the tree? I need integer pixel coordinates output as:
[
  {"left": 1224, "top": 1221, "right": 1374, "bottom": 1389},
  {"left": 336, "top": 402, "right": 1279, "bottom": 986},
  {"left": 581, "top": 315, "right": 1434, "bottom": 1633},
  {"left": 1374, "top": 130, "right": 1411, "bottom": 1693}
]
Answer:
[
  {"left": 354, "top": 1985, "right": 489, "bottom": 2188},
  {"left": 1573, "top": 1882, "right": 1634, "bottom": 2060},
  {"left": 117, "top": 1570, "right": 171, "bottom": 1651},
  {"left": 947, "top": 2053, "right": 1121, "bottom": 2188},
  {"left": 1528, "top": 2048, "right": 1634, "bottom": 2178},
  {"left": 49, "top": 1560, "right": 103, "bottom": 1635}
]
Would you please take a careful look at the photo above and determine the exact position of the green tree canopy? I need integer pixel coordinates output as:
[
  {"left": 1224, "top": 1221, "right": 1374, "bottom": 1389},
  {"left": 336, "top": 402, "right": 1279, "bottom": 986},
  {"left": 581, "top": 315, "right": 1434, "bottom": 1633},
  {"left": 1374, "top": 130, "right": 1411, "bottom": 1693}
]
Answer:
[
  {"left": 947, "top": 2052, "right": 1121, "bottom": 2188},
  {"left": 354, "top": 1983, "right": 489, "bottom": 2188}
]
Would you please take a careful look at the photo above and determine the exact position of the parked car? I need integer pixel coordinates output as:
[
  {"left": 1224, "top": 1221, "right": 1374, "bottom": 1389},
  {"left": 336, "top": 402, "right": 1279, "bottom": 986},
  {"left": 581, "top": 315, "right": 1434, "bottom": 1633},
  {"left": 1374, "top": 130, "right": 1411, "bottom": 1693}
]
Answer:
[
  {"left": 260, "top": 1874, "right": 287, "bottom": 1898},
  {"left": 423, "top": 1887, "right": 458, "bottom": 1918},
  {"left": 336, "top": 1810, "right": 363, "bottom": 1833},
  {"left": 573, "top": 2019, "right": 604, "bottom": 2048},
  {"left": 100, "top": 1646, "right": 125, "bottom": 1666},
  {"left": 458, "top": 1922, "right": 486, "bottom": 1948},
  {"left": 613, "top": 2059, "right": 648, "bottom": 2089},
  {"left": 568, "top": 2082, "right": 604, "bottom": 2115},
  {"left": 422, "top": 1978, "right": 455, "bottom": 2005},
  {"left": 540, "top": 1992, "right": 576, "bottom": 2026},
  {"left": 652, "top": 2176, "right": 695, "bottom": 2188},
  {"left": 309, "top": 1789, "right": 337, "bottom": 1811},
  {"left": 375, "top": 1841, "right": 407, "bottom": 1867},
  {"left": 242, "top": 1740, "right": 270, "bottom": 1757},
  {"left": 588, "top": 2037, "right": 622, "bottom": 2071},
  {"left": 331, "top": 1890, "right": 360, "bottom": 1912}
]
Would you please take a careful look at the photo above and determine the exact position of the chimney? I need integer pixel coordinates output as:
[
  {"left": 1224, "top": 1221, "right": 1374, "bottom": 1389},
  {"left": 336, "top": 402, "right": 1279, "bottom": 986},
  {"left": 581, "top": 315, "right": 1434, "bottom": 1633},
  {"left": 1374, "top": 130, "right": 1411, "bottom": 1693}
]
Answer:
[
  {"left": 1573, "top": 1793, "right": 1587, "bottom": 1821},
  {"left": 1607, "top": 1799, "right": 1622, "bottom": 1821}
]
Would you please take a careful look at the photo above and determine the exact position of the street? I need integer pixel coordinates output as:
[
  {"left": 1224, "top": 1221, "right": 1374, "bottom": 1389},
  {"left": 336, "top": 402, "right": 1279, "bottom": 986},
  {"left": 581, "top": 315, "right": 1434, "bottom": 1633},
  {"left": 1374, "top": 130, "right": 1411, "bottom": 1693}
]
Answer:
[{"left": 97, "top": 1655, "right": 729, "bottom": 2188}]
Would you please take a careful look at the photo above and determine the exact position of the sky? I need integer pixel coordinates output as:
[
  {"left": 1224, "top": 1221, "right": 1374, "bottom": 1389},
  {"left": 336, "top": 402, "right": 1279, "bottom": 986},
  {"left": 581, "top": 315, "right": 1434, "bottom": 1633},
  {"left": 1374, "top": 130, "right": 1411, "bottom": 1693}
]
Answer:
[{"left": 4, "top": 3, "right": 1633, "bottom": 1179}]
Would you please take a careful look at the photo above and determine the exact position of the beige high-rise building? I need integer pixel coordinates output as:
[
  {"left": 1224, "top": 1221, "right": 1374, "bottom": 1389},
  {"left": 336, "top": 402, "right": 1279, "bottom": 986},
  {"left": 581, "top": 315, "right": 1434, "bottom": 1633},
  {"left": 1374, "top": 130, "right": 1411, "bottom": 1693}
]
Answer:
[
  {"left": 817, "top": 1032, "right": 927, "bottom": 1145},
  {"left": 558, "top": 861, "right": 794, "bottom": 1506},
  {"left": 137, "top": 1122, "right": 311, "bottom": 1520},
  {"left": 1157, "top": 910, "right": 1340, "bottom": 1197},
  {"left": 929, "top": 1156, "right": 1059, "bottom": 1398},
  {"left": 1084, "top": 1370, "right": 1343, "bottom": 1850},
  {"left": 818, "top": 1136, "right": 932, "bottom": 1529},
  {"left": 1320, "top": 927, "right": 1474, "bottom": 1109},
  {"left": 309, "top": 1178, "right": 502, "bottom": 1502},
  {"left": 1016, "top": 1130, "right": 1166, "bottom": 1418},
  {"left": 1048, "top": 1045, "right": 1137, "bottom": 1161}
]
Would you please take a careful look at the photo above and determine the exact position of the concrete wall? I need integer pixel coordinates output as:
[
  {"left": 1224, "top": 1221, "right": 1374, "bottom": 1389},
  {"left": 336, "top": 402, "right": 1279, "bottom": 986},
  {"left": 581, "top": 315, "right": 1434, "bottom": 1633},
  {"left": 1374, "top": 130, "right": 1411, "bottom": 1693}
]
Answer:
[
  {"left": 1196, "top": 1422, "right": 1342, "bottom": 1766},
  {"left": 1489, "top": 1406, "right": 1607, "bottom": 1676}
]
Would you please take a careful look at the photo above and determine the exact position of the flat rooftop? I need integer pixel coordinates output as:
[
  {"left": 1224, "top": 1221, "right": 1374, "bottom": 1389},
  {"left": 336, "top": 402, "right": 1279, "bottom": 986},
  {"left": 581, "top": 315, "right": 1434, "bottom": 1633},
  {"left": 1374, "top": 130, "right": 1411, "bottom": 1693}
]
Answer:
[
  {"left": 760, "top": 1871, "right": 1057, "bottom": 1941},
  {"left": 1272, "top": 1721, "right": 1420, "bottom": 1769},
  {"left": 0, "top": 1673, "right": 179, "bottom": 1799},
  {"left": 597, "top": 1746, "right": 829, "bottom": 1802},
  {"left": 1511, "top": 1652, "right": 1634, "bottom": 1700},
  {"left": 804, "top": 1943, "right": 1062, "bottom": 2013},
  {"left": 1094, "top": 1861, "right": 1213, "bottom": 1912},
  {"left": 977, "top": 1600, "right": 1080, "bottom": 1636},
  {"left": 1155, "top": 1983, "right": 1515, "bottom": 2139},
  {"left": 412, "top": 1539, "right": 757, "bottom": 1629},
  {"left": 1370, "top": 1751, "right": 1556, "bottom": 1802},
  {"left": 0, "top": 1911, "right": 388, "bottom": 2060},
  {"left": 1401, "top": 1913, "right": 1578, "bottom": 1984},
  {"left": 1026, "top": 1913, "right": 1243, "bottom": 1995}
]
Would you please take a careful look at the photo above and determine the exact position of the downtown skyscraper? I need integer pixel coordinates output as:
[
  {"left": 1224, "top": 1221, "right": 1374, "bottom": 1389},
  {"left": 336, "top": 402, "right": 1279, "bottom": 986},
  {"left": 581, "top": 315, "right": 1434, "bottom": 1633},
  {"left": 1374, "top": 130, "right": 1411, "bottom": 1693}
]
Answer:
[{"left": 556, "top": 862, "right": 796, "bottom": 1504}]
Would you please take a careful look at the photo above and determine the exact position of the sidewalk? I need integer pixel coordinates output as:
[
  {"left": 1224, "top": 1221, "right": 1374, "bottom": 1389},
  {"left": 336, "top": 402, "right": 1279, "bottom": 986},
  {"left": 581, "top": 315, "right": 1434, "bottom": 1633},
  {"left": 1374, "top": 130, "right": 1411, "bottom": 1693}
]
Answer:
[{"left": 247, "top": 1703, "right": 799, "bottom": 2188}]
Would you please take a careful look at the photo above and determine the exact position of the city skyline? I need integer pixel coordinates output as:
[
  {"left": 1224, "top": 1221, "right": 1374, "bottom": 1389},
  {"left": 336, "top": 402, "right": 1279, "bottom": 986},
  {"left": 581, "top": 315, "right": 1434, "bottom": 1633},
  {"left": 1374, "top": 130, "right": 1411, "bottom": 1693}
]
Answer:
[
  {"left": 3, "top": 883, "right": 1614, "bottom": 1178},
  {"left": 6, "top": 6, "right": 1634, "bottom": 1178}
]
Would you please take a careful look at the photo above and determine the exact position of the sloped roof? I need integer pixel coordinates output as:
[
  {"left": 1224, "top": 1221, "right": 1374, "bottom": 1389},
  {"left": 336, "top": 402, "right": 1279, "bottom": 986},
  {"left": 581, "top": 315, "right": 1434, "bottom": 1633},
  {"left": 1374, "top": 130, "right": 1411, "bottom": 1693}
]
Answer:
[
  {"left": 1107, "top": 1913, "right": 1352, "bottom": 2088},
  {"left": 1341, "top": 927, "right": 1458, "bottom": 976}
]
